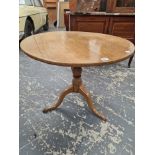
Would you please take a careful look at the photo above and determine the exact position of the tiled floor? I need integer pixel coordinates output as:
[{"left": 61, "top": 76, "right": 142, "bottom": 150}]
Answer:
[{"left": 19, "top": 25, "right": 135, "bottom": 155}]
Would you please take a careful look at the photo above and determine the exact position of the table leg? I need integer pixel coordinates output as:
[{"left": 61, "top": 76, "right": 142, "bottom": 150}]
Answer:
[
  {"left": 79, "top": 85, "right": 107, "bottom": 122},
  {"left": 43, "top": 67, "right": 107, "bottom": 122},
  {"left": 43, "top": 85, "right": 73, "bottom": 113},
  {"left": 128, "top": 52, "right": 135, "bottom": 68}
]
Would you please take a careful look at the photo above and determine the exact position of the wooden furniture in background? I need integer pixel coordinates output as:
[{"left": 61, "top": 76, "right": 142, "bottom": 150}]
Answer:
[
  {"left": 70, "top": 15, "right": 109, "bottom": 33},
  {"left": 20, "top": 31, "right": 135, "bottom": 121},
  {"left": 43, "top": 0, "right": 57, "bottom": 23},
  {"left": 69, "top": 13, "right": 135, "bottom": 43},
  {"left": 69, "top": 0, "right": 104, "bottom": 12},
  {"left": 108, "top": 15, "right": 135, "bottom": 43},
  {"left": 107, "top": 0, "right": 135, "bottom": 13},
  {"left": 77, "top": 0, "right": 101, "bottom": 12},
  {"left": 69, "top": 0, "right": 135, "bottom": 13}
]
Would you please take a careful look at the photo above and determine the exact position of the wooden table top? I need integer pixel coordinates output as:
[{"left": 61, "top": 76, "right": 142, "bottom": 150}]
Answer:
[{"left": 20, "top": 31, "right": 134, "bottom": 67}]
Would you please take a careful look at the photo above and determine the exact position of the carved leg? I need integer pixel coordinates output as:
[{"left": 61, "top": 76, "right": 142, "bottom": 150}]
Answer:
[
  {"left": 79, "top": 85, "right": 107, "bottom": 122},
  {"left": 43, "top": 85, "right": 73, "bottom": 113}
]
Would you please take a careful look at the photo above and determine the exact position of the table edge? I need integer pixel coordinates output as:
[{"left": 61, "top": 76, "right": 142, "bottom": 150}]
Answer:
[{"left": 21, "top": 48, "right": 134, "bottom": 67}]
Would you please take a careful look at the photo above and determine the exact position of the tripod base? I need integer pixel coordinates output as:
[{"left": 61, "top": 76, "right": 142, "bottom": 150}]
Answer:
[{"left": 43, "top": 67, "right": 107, "bottom": 122}]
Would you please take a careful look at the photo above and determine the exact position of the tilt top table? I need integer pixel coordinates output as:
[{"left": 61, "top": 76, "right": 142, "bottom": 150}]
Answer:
[{"left": 20, "top": 31, "right": 134, "bottom": 122}]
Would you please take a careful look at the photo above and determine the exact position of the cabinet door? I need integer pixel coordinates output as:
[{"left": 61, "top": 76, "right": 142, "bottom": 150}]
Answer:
[
  {"left": 108, "top": 16, "right": 135, "bottom": 43},
  {"left": 70, "top": 15, "right": 109, "bottom": 34}
]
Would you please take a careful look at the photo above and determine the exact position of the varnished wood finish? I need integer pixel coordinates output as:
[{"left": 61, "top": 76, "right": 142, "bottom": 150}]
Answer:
[
  {"left": 69, "top": 14, "right": 135, "bottom": 43},
  {"left": 43, "top": 67, "right": 107, "bottom": 122},
  {"left": 108, "top": 16, "right": 135, "bottom": 43},
  {"left": 67, "top": 14, "right": 135, "bottom": 66},
  {"left": 79, "top": 84, "right": 107, "bottom": 121},
  {"left": 20, "top": 31, "right": 134, "bottom": 67},
  {"left": 43, "top": 85, "right": 73, "bottom": 112},
  {"left": 70, "top": 15, "right": 109, "bottom": 33},
  {"left": 20, "top": 31, "right": 134, "bottom": 121}
]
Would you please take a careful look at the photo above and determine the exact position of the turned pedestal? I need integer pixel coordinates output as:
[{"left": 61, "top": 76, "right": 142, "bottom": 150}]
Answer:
[{"left": 43, "top": 67, "right": 107, "bottom": 122}]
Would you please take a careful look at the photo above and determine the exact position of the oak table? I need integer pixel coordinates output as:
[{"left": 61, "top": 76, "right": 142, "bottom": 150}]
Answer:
[{"left": 20, "top": 31, "right": 134, "bottom": 122}]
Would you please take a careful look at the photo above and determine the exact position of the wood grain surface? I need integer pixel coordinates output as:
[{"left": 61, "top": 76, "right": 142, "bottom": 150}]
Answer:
[{"left": 20, "top": 31, "right": 134, "bottom": 67}]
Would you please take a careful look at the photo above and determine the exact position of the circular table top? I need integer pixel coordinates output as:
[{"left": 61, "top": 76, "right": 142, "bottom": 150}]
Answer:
[{"left": 20, "top": 31, "right": 134, "bottom": 67}]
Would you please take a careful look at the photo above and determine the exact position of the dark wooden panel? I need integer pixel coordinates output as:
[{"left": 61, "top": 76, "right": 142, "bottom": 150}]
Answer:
[
  {"left": 68, "top": 14, "right": 135, "bottom": 42},
  {"left": 77, "top": 22, "right": 106, "bottom": 33},
  {"left": 108, "top": 16, "right": 135, "bottom": 42},
  {"left": 76, "top": 16, "right": 107, "bottom": 21},
  {"left": 70, "top": 15, "right": 109, "bottom": 33}
]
